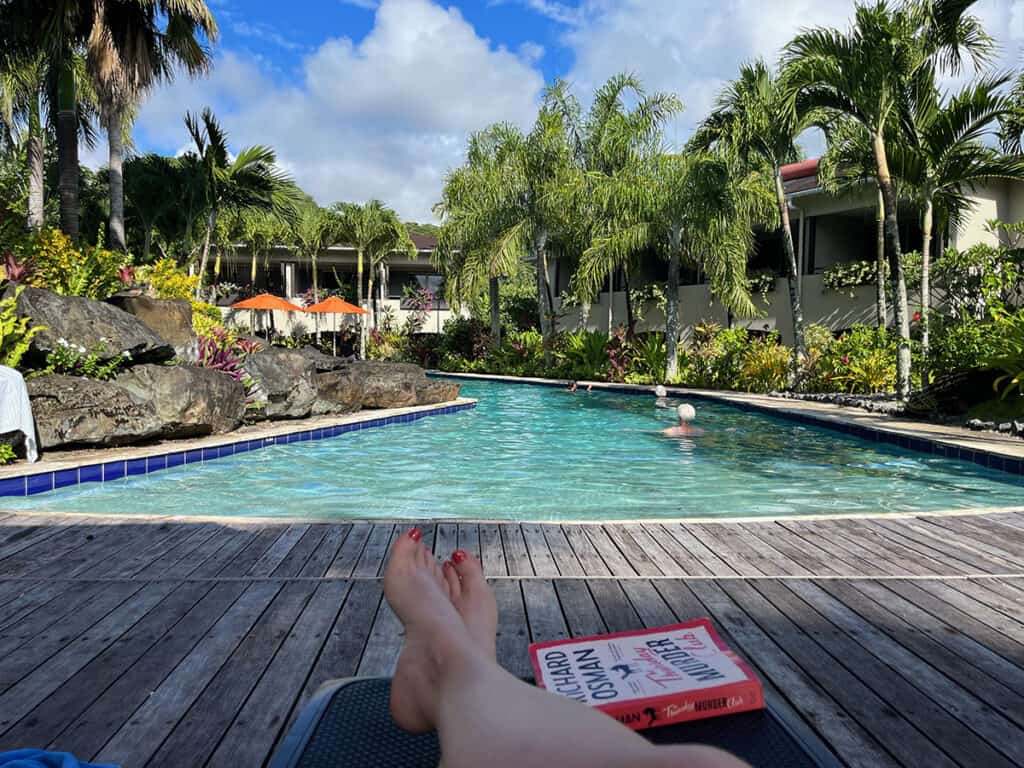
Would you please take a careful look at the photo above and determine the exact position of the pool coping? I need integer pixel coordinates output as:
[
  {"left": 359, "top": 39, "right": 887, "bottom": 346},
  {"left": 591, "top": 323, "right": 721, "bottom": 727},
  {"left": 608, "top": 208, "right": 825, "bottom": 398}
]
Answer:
[
  {"left": 2, "top": 504, "right": 1022, "bottom": 528},
  {"left": 0, "top": 398, "right": 477, "bottom": 498},
  {"left": 431, "top": 371, "right": 1024, "bottom": 477}
]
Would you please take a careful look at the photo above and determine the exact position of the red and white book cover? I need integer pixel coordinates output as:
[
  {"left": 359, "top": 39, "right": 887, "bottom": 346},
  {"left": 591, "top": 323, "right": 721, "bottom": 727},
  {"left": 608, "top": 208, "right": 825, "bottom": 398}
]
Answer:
[{"left": 530, "top": 619, "right": 764, "bottom": 731}]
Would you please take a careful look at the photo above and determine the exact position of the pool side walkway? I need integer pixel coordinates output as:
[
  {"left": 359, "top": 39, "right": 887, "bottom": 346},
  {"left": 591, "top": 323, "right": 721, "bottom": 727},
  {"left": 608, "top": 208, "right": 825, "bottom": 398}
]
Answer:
[{"left": 1, "top": 511, "right": 1023, "bottom": 767}]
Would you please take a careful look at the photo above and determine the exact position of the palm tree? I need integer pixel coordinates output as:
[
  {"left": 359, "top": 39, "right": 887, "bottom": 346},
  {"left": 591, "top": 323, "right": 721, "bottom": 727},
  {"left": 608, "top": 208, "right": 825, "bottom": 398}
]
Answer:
[
  {"left": 691, "top": 59, "right": 819, "bottom": 355},
  {"left": 783, "top": 0, "right": 994, "bottom": 398},
  {"left": 365, "top": 206, "right": 415, "bottom": 331},
  {"left": 817, "top": 115, "right": 890, "bottom": 328},
  {"left": 86, "top": 0, "right": 217, "bottom": 252},
  {"left": 435, "top": 124, "right": 528, "bottom": 348},
  {"left": 238, "top": 209, "right": 286, "bottom": 288},
  {"left": 999, "top": 71, "right": 1024, "bottom": 154},
  {"left": 891, "top": 74, "right": 1023, "bottom": 379},
  {"left": 186, "top": 108, "right": 298, "bottom": 300},
  {"left": 575, "top": 150, "right": 771, "bottom": 380},
  {"left": 332, "top": 199, "right": 413, "bottom": 357},
  {"left": 0, "top": 56, "right": 46, "bottom": 230},
  {"left": 548, "top": 75, "right": 680, "bottom": 333}
]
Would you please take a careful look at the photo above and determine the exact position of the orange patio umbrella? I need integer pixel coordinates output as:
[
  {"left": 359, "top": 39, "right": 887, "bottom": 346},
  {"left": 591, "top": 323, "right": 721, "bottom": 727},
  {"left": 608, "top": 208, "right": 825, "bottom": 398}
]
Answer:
[
  {"left": 304, "top": 296, "right": 367, "bottom": 355},
  {"left": 230, "top": 293, "right": 304, "bottom": 339}
]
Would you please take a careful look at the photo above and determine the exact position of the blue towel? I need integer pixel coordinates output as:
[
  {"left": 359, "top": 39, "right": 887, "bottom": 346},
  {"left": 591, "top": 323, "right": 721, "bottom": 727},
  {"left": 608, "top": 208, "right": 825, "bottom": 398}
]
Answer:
[{"left": 0, "top": 751, "right": 118, "bottom": 768}]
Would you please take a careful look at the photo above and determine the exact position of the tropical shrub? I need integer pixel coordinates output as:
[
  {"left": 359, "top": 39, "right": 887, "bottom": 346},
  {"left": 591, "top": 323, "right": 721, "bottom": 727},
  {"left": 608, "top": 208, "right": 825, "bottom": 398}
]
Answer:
[
  {"left": 929, "top": 320, "right": 997, "bottom": 374},
  {"left": 489, "top": 329, "right": 546, "bottom": 377},
  {"left": 43, "top": 338, "right": 128, "bottom": 380},
  {"left": 606, "top": 326, "right": 631, "bottom": 382},
  {"left": 138, "top": 258, "right": 199, "bottom": 300},
  {"left": 686, "top": 325, "right": 749, "bottom": 389},
  {"left": 0, "top": 286, "right": 45, "bottom": 369},
  {"left": 3, "top": 252, "right": 30, "bottom": 282},
  {"left": 191, "top": 301, "right": 225, "bottom": 337},
  {"left": 20, "top": 229, "right": 128, "bottom": 300},
  {"left": 559, "top": 330, "right": 610, "bottom": 380},
  {"left": 985, "top": 310, "right": 1024, "bottom": 399},
  {"left": 738, "top": 335, "right": 791, "bottom": 392},
  {"left": 807, "top": 325, "right": 897, "bottom": 394},
  {"left": 439, "top": 317, "right": 490, "bottom": 361},
  {"left": 628, "top": 333, "right": 667, "bottom": 383},
  {"left": 0, "top": 444, "right": 14, "bottom": 465}
]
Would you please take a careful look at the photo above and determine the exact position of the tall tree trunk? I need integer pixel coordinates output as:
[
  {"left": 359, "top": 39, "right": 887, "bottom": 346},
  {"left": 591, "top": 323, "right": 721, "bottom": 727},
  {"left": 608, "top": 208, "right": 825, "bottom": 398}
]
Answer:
[
  {"left": 534, "top": 231, "right": 553, "bottom": 366},
  {"left": 875, "top": 187, "right": 887, "bottom": 328},
  {"left": 920, "top": 196, "right": 934, "bottom": 385},
  {"left": 607, "top": 272, "right": 613, "bottom": 333},
  {"left": 56, "top": 54, "right": 80, "bottom": 244},
  {"left": 250, "top": 248, "right": 259, "bottom": 285},
  {"left": 488, "top": 275, "right": 501, "bottom": 348},
  {"left": 774, "top": 167, "right": 805, "bottom": 355},
  {"left": 357, "top": 246, "right": 366, "bottom": 358},
  {"left": 367, "top": 270, "right": 376, "bottom": 331},
  {"left": 107, "top": 106, "right": 126, "bottom": 251},
  {"left": 624, "top": 268, "right": 634, "bottom": 336},
  {"left": 873, "top": 132, "right": 912, "bottom": 400},
  {"left": 195, "top": 208, "right": 216, "bottom": 300},
  {"left": 665, "top": 227, "right": 682, "bottom": 381},
  {"left": 143, "top": 227, "right": 152, "bottom": 262},
  {"left": 26, "top": 96, "right": 44, "bottom": 231},
  {"left": 312, "top": 252, "right": 321, "bottom": 345}
]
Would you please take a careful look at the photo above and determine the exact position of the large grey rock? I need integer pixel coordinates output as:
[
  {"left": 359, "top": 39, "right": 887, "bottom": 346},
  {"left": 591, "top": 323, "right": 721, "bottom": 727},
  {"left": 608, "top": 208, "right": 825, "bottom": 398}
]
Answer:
[
  {"left": 312, "top": 369, "right": 365, "bottom": 415},
  {"left": 246, "top": 347, "right": 317, "bottom": 420},
  {"left": 904, "top": 368, "right": 1001, "bottom": 417},
  {"left": 107, "top": 295, "right": 196, "bottom": 356},
  {"left": 297, "top": 346, "right": 350, "bottom": 372},
  {"left": 27, "top": 374, "right": 163, "bottom": 448},
  {"left": 346, "top": 361, "right": 460, "bottom": 408},
  {"left": 5, "top": 284, "right": 174, "bottom": 364},
  {"left": 116, "top": 364, "right": 246, "bottom": 438}
]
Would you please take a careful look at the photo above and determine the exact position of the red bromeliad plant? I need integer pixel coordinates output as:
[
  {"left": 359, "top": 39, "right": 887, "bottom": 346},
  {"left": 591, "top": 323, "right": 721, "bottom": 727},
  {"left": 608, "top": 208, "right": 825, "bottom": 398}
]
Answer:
[{"left": 197, "top": 329, "right": 264, "bottom": 409}]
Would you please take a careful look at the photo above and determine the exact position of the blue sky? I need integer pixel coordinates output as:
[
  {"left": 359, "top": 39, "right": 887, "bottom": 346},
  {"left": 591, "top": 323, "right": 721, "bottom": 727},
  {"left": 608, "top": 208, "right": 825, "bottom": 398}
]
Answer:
[{"left": 119, "top": 0, "right": 1023, "bottom": 221}]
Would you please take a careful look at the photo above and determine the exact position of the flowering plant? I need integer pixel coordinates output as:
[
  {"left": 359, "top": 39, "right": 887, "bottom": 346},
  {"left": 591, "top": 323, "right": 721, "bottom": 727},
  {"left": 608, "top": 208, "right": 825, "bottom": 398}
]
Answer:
[
  {"left": 196, "top": 329, "right": 264, "bottom": 410},
  {"left": 43, "top": 337, "right": 129, "bottom": 380}
]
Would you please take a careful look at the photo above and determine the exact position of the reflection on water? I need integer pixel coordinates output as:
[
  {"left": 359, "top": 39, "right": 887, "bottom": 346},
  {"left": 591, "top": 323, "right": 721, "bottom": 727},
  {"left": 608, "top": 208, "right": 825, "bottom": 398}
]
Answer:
[{"left": 4, "top": 379, "right": 1021, "bottom": 520}]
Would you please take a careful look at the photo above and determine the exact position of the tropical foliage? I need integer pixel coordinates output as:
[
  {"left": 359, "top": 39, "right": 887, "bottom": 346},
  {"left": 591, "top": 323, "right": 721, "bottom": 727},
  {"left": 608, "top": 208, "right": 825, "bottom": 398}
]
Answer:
[{"left": 0, "top": 286, "right": 44, "bottom": 368}]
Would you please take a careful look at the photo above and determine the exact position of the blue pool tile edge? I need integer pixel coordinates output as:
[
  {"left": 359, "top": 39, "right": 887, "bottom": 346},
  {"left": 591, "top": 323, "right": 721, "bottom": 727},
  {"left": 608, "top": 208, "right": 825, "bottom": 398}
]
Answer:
[
  {"left": 431, "top": 372, "right": 1024, "bottom": 479},
  {"left": 2, "top": 401, "right": 476, "bottom": 499}
]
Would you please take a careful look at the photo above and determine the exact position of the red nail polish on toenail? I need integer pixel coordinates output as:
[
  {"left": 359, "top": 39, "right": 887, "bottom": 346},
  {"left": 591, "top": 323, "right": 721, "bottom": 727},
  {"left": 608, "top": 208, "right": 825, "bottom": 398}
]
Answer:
[
  {"left": 407, "top": 527, "right": 422, "bottom": 542},
  {"left": 452, "top": 549, "right": 467, "bottom": 564}
]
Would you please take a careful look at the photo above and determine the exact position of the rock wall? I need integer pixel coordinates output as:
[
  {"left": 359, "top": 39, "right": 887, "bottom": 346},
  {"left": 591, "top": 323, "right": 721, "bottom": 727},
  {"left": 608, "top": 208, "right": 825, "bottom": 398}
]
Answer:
[{"left": 12, "top": 285, "right": 462, "bottom": 453}]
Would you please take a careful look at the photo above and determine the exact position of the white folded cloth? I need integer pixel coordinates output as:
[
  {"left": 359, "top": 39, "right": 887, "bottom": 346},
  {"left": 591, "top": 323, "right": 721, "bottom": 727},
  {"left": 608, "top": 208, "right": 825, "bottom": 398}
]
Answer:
[{"left": 0, "top": 365, "right": 38, "bottom": 462}]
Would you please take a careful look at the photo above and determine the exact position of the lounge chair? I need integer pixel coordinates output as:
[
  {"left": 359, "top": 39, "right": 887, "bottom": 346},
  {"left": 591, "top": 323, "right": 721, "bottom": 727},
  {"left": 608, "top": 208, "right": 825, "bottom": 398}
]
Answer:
[{"left": 270, "top": 677, "right": 840, "bottom": 768}]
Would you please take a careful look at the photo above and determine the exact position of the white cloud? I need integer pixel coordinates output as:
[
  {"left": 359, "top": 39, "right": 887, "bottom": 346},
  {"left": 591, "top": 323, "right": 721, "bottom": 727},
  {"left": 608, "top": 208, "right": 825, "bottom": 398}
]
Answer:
[
  {"left": 231, "top": 21, "right": 306, "bottom": 52},
  {"left": 339, "top": 0, "right": 380, "bottom": 9},
  {"left": 562, "top": 0, "right": 1022, "bottom": 153},
  {"left": 131, "top": 0, "right": 544, "bottom": 221}
]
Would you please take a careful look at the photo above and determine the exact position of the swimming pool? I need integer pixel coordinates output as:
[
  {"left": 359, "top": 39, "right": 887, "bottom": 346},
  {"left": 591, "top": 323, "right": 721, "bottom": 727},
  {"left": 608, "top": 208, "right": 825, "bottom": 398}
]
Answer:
[{"left": 4, "top": 378, "right": 1022, "bottom": 520}]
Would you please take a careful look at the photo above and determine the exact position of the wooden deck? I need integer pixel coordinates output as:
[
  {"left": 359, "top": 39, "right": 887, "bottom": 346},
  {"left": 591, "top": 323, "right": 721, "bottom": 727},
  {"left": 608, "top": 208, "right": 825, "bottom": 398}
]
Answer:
[{"left": 0, "top": 510, "right": 1023, "bottom": 767}]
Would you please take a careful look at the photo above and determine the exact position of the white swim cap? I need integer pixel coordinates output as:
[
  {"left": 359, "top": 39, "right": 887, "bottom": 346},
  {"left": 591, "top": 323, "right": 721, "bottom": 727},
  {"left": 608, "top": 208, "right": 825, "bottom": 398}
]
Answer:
[
  {"left": 655, "top": 385, "right": 667, "bottom": 397},
  {"left": 677, "top": 403, "right": 696, "bottom": 422}
]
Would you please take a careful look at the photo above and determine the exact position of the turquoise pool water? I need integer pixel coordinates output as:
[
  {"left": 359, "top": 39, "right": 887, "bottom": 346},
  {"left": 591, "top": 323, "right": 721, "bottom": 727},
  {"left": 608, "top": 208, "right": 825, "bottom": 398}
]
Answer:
[{"left": 5, "top": 379, "right": 1022, "bottom": 520}]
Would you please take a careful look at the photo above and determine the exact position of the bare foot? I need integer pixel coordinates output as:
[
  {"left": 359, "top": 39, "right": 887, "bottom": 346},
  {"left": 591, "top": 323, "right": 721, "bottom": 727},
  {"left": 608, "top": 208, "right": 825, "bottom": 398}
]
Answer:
[
  {"left": 443, "top": 550, "right": 498, "bottom": 659},
  {"left": 384, "top": 528, "right": 476, "bottom": 733}
]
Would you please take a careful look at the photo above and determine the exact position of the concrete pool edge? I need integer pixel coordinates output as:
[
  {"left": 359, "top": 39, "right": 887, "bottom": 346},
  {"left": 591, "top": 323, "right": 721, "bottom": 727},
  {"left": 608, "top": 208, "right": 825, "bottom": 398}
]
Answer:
[
  {"left": 3, "top": 504, "right": 1022, "bottom": 527},
  {"left": 0, "top": 398, "right": 477, "bottom": 498},
  {"left": 431, "top": 371, "right": 1024, "bottom": 476}
]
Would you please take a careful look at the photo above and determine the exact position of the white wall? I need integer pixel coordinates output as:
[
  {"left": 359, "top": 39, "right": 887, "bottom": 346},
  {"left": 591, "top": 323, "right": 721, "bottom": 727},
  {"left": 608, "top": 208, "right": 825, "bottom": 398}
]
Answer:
[{"left": 555, "top": 275, "right": 882, "bottom": 347}]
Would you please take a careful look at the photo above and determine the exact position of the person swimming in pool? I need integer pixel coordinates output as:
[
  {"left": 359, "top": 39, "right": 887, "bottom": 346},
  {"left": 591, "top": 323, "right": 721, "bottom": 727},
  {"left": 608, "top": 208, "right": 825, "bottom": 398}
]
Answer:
[
  {"left": 654, "top": 384, "right": 671, "bottom": 408},
  {"left": 662, "top": 403, "right": 704, "bottom": 437}
]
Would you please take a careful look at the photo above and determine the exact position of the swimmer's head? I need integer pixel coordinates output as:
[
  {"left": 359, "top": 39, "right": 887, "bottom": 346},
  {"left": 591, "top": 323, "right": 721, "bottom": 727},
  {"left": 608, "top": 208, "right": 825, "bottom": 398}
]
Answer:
[
  {"left": 655, "top": 385, "right": 667, "bottom": 398},
  {"left": 677, "top": 403, "right": 696, "bottom": 423}
]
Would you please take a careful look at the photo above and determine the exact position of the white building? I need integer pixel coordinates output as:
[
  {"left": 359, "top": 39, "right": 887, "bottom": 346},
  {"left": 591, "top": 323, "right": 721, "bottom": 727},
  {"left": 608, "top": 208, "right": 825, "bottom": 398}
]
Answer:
[{"left": 551, "top": 159, "right": 1024, "bottom": 345}]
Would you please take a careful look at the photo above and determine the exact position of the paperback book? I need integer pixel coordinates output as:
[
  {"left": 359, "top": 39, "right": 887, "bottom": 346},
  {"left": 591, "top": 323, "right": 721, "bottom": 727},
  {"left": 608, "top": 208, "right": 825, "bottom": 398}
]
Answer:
[{"left": 530, "top": 619, "right": 764, "bottom": 731}]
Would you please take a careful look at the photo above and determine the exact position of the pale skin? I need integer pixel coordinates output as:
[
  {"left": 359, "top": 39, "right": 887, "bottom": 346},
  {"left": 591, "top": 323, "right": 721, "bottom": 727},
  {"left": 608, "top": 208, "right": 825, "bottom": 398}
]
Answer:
[{"left": 384, "top": 529, "right": 749, "bottom": 768}]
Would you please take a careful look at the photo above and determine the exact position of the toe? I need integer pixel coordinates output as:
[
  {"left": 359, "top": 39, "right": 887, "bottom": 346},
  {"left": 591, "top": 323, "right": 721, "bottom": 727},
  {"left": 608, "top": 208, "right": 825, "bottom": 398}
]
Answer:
[
  {"left": 443, "top": 560, "right": 462, "bottom": 599},
  {"left": 451, "top": 549, "right": 485, "bottom": 587},
  {"left": 387, "top": 528, "right": 422, "bottom": 571}
]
